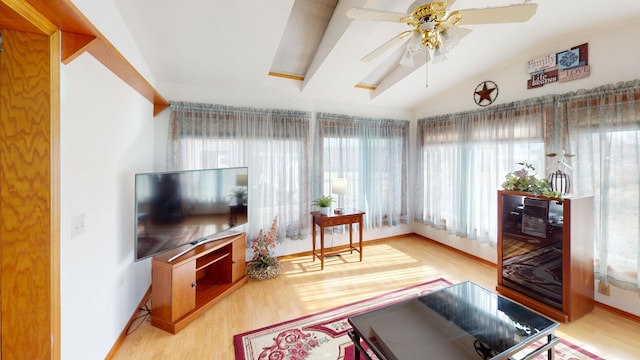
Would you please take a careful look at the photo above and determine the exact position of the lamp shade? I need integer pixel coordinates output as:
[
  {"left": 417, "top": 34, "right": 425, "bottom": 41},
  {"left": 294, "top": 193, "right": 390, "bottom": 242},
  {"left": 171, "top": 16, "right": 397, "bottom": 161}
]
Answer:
[
  {"left": 331, "top": 178, "right": 347, "bottom": 195},
  {"left": 236, "top": 174, "right": 248, "bottom": 186}
]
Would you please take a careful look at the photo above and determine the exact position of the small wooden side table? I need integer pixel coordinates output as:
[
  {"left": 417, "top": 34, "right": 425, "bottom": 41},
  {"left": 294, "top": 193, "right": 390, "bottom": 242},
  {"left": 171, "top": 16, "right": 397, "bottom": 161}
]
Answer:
[{"left": 310, "top": 209, "right": 365, "bottom": 270}]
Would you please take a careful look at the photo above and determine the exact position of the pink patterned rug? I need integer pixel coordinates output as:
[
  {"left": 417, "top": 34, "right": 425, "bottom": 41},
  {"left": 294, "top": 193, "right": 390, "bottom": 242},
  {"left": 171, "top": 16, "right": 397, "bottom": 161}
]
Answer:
[{"left": 233, "top": 278, "right": 603, "bottom": 360}]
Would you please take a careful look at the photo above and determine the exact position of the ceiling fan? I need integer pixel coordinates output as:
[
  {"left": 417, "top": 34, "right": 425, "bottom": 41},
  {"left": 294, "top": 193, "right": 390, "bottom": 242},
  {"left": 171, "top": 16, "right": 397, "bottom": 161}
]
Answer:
[{"left": 347, "top": 0, "right": 537, "bottom": 66}]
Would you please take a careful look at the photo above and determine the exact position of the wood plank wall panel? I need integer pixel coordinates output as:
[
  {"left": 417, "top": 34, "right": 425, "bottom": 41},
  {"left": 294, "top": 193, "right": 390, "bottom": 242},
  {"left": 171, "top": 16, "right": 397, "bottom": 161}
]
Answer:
[{"left": 0, "top": 29, "right": 56, "bottom": 359}]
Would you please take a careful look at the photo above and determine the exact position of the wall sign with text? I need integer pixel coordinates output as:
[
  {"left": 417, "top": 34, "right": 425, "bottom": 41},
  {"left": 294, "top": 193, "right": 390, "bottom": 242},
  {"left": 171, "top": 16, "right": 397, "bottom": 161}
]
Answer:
[{"left": 527, "top": 43, "right": 590, "bottom": 89}]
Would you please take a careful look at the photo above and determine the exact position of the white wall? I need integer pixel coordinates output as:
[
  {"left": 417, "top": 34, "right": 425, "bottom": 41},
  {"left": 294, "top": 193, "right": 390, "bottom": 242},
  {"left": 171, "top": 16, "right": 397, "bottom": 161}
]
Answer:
[
  {"left": 70, "top": 0, "right": 154, "bottom": 86},
  {"left": 412, "top": 19, "right": 640, "bottom": 317},
  {"left": 59, "top": 52, "right": 155, "bottom": 360}
]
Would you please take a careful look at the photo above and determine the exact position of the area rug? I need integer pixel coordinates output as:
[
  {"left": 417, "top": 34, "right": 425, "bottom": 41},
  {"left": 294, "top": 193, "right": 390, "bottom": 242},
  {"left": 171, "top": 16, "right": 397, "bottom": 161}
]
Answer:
[{"left": 233, "top": 278, "right": 604, "bottom": 360}]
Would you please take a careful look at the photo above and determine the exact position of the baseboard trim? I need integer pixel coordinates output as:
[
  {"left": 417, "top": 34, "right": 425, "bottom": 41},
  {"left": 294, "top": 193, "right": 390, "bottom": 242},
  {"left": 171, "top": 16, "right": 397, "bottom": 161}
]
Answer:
[
  {"left": 411, "top": 233, "right": 497, "bottom": 268},
  {"left": 104, "top": 286, "right": 152, "bottom": 359},
  {"left": 594, "top": 299, "right": 640, "bottom": 323},
  {"left": 277, "top": 233, "right": 410, "bottom": 261}
]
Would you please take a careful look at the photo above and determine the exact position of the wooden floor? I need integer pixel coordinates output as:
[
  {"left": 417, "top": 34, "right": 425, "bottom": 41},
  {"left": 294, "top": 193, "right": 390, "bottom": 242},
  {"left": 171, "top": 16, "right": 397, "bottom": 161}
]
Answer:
[{"left": 112, "top": 235, "right": 639, "bottom": 359}]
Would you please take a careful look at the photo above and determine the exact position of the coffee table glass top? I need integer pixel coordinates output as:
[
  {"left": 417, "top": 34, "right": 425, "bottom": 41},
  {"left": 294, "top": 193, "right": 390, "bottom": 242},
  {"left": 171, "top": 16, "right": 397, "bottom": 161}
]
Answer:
[{"left": 348, "top": 281, "right": 559, "bottom": 360}]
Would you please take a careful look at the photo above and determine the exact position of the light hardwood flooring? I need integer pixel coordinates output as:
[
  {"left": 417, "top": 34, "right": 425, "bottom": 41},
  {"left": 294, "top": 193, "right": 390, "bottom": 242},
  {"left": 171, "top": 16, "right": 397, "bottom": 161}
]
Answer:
[{"left": 112, "top": 235, "right": 639, "bottom": 359}]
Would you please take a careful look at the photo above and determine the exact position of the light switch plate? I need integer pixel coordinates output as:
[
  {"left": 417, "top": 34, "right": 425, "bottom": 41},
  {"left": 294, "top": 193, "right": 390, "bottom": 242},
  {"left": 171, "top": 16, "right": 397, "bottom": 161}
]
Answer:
[{"left": 71, "top": 214, "right": 85, "bottom": 238}]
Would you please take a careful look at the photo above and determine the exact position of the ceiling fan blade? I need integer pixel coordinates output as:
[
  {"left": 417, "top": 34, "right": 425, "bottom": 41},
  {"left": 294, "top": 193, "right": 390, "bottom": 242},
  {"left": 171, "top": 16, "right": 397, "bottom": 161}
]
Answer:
[
  {"left": 361, "top": 30, "right": 414, "bottom": 63},
  {"left": 346, "top": 7, "right": 406, "bottom": 22},
  {"left": 406, "top": 0, "right": 457, "bottom": 13},
  {"left": 457, "top": 3, "right": 537, "bottom": 25}
]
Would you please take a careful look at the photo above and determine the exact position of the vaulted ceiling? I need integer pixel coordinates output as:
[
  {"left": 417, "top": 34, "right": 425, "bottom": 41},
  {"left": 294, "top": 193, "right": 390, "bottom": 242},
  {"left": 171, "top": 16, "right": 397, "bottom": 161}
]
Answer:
[{"left": 113, "top": 0, "right": 640, "bottom": 110}]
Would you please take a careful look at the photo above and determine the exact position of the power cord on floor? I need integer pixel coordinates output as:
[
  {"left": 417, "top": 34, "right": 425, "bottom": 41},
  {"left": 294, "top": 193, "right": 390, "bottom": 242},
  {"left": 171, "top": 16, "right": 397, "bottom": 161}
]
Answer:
[{"left": 126, "top": 296, "right": 152, "bottom": 335}]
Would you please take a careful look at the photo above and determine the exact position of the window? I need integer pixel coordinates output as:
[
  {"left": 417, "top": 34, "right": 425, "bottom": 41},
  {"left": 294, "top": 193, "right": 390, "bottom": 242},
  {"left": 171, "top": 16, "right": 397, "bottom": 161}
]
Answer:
[
  {"left": 168, "top": 103, "right": 311, "bottom": 240},
  {"left": 564, "top": 82, "right": 640, "bottom": 291},
  {"left": 416, "top": 103, "right": 547, "bottom": 245},
  {"left": 315, "top": 113, "right": 410, "bottom": 229}
]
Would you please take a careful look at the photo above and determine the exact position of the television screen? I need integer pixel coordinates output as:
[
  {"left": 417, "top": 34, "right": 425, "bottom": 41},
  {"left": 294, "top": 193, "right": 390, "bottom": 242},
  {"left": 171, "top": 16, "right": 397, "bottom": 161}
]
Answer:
[{"left": 134, "top": 167, "right": 248, "bottom": 261}]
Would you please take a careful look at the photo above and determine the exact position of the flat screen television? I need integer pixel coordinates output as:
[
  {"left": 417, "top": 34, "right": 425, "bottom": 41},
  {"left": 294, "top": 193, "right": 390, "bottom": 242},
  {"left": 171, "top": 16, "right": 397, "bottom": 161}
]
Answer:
[{"left": 134, "top": 166, "right": 248, "bottom": 262}]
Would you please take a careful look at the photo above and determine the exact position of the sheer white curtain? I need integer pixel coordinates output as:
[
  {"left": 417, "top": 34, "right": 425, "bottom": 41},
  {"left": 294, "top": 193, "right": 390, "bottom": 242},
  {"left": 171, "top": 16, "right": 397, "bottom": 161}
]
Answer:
[
  {"left": 167, "top": 102, "right": 311, "bottom": 240},
  {"left": 313, "top": 113, "right": 410, "bottom": 229},
  {"left": 563, "top": 81, "right": 640, "bottom": 292},
  {"left": 416, "top": 99, "right": 549, "bottom": 245}
]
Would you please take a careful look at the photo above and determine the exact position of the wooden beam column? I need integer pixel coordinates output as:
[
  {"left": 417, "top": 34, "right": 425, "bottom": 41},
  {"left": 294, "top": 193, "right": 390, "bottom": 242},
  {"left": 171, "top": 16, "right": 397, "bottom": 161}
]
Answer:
[{"left": 0, "top": 28, "right": 61, "bottom": 360}]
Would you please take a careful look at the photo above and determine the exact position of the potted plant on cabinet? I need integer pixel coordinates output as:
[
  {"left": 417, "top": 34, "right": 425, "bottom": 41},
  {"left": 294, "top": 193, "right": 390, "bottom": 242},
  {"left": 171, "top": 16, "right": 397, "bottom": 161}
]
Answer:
[
  {"left": 312, "top": 195, "right": 334, "bottom": 215},
  {"left": 502, "top": 162, "right": 562, "bottom": 198}
]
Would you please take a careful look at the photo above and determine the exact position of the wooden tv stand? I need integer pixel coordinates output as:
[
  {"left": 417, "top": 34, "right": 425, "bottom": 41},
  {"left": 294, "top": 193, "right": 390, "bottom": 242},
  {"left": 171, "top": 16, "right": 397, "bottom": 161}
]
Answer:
[{"left": 150, "top": 232, "right": 247, "bottom": 334}]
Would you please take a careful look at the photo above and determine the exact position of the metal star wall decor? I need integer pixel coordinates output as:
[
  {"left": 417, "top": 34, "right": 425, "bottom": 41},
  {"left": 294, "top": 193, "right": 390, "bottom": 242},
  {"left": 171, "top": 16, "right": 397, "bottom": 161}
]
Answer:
[{"left": 474, "top": 80, "right": 499, "bottom": 107}]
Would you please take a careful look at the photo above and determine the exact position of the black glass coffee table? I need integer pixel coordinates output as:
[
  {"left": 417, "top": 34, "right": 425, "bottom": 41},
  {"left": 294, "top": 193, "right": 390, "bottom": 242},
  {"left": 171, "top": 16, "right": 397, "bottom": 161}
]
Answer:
[{"left": 348, "top": 281, "right": 559, "bottom": 359}]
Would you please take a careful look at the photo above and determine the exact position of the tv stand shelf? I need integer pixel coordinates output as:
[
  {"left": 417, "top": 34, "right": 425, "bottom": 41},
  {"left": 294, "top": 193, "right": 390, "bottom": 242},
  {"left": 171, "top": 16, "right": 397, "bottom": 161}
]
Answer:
[
  {"left": 196, "top": 251, "right": 230, "bottom": 270},
  {"left": 150, "top": 232, "right": 247, "bottom": 334}
]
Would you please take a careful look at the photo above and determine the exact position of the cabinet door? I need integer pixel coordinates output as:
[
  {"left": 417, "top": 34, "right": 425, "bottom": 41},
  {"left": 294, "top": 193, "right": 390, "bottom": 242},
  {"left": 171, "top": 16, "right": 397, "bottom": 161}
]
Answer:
[
  {"left": 231, "top": 235, "right": 247, "bottom": 283},
  {"left": 171, "top": 260, "right": 196, "bottom": 321},
  {"left": 500, "top": 192, "right": 564, "bottom": 310}
]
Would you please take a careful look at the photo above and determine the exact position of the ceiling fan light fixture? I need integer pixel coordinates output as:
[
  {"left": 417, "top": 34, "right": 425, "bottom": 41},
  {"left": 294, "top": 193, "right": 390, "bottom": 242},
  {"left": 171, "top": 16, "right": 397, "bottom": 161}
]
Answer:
[
  {"left": 433, "top": 44, "right": 448, "bottom": 63},
  {"left": 421, "top": 30, "right": 440, "bottom": 49},
  {"left": 400, "top": 47, "right": 415, "bottom": 67},
  {"left": 440, "top": 26, "right": 472, "bottom": 51},
  {"left": 400, "top": 33, "right": 423, "bottom": 67},
  {"left": 408, "top": 32, "right": 422, "bottom": 52},
  {"left": 348, "top": 1, "right": 538, "bottom": 88},
  {"left": 420, "top": 20, "right": 435, "bottom": 31}
]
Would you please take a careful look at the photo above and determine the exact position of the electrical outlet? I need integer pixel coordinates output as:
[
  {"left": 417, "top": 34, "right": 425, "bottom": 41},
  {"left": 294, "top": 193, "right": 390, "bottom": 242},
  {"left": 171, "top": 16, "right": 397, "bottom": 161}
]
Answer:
[
  {"left": 71, "top": 214, "right": 85, "bottom": 238},
  {"left": 598, "top": 282, "right": 610, "bottom": 296}
]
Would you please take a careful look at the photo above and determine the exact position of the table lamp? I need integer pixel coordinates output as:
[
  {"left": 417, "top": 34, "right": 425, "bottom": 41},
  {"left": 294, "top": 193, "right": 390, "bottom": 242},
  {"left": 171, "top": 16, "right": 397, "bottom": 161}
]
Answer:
[
  {"left": 236, "top": 174, "right": 248, "bottom": 186},
  {"left": 331, "top": 178, "right": 347, "bottom": 214}
]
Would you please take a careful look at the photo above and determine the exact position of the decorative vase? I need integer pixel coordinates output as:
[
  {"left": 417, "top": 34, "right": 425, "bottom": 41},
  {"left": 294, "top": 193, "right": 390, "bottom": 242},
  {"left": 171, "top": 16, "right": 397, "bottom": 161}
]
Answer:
[
  {"left": 247, "top": 262, "right": 281, "bottom": 281},
  {"left": 319, "top": 206, "right": 329, "bottom": 215},
  {"left": 548, "top": 170, "right": 570, "bottom": 195}
]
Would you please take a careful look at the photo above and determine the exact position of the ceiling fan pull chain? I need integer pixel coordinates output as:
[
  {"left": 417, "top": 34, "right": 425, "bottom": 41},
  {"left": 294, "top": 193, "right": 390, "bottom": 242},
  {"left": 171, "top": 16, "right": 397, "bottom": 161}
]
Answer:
[{"left": 425, "top": 51, "right": 429, "bottom": 88}]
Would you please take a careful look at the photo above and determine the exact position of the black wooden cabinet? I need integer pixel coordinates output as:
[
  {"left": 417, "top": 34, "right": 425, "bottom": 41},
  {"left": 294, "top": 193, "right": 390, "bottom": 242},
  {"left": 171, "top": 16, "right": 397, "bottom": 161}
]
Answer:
[{"left": 496, "top": 190, "right": 594, "bottom": 322}]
